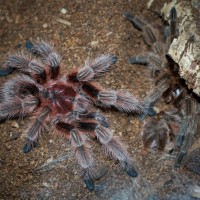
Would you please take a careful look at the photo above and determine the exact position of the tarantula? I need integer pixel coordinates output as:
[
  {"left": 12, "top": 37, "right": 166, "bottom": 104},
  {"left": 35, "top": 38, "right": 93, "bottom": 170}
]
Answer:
[
  {"left": 124, "top": 7, "right": 200, "bottom": 167},
  {"left": 0, "top": 41, "right": 154, "bottom": 190}
]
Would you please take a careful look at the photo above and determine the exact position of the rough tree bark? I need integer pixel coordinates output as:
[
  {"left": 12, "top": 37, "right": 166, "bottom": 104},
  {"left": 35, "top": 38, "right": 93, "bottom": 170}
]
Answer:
[{"left": 161, "top": 0, "right": 200, "bottom": 95}]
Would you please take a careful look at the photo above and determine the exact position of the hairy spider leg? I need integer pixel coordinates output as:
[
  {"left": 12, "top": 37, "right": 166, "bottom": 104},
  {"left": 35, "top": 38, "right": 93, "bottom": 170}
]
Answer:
[
  {"left": 175, "top": 98, "right": 200, "bottom": 166},
  {"left": 124, "top": 11, "right": 164, "bottom": 71},
  {"left": 54, "top": 119, "right": 95, "bottom": 190},
  {"left": 23, "top": 106, "right": 51, "bottom": 153},
  {"left": 0, "top": 96, "right": 39, "bottom": 120},
  {"left": 6, "top": 53, "right": 47, "bottom": 84},
  {"left": 79, "top": 81, "right": 153, "bottom": 115},
  {"left": 67, "top": 54, "right": 117, "bottom": 82},
  {"left": 30, "top": 41, "right": 61, "bottom": 79},
  {"left": 0, "top": 75, "right": 40, "bottom": 102},
  {"left": 74, "top": 112, "right": 138, "bottom": 178}
]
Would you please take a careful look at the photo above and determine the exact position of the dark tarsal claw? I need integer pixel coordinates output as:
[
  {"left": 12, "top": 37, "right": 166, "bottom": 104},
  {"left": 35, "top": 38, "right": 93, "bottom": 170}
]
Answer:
[
  {"left": 170, "top": 6, "right": 177, "bottom": 21},
  {"left": 126, "top": 166, "right": 138, "bottom": 177},
  {"left": 84, "top": 179, "right": 95, "bottom": 191},
  {"left": 128, "top": 56, "right": 148, "bottom": 65},
  {"left": 147, "top": 107, "right": 157, "bottom": 116},
  {"left": 111, "top": 56, "right": 118, "bottom": 65},
  {"left": 23, "top": 139, "right": 38, "bottom": 153},
  {"left": 123, "top": 161, "right": 138, "bottom": 177},
  {"left": 25, "top": 40, "right": 34, "bottom": 52},
  {"left": 123, "top": 12, "right": 145, "bottom": 31},
  {"left": 175, "top": 151, "right": 187, "bottom": 167},
  {"left": 138, "top": 107, "right": 157, "bottom": 120},
  {"left": 176, "top": 135, "right": 185, "bottom": 147},
  {"left": 0, "top": 67, "right": 14, "bottom": 76}
]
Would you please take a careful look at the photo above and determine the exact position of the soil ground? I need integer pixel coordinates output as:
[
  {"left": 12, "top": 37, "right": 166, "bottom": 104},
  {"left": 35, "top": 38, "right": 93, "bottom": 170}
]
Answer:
[{"left": 0, "top": 0, "right": 200, "bottom": 199}]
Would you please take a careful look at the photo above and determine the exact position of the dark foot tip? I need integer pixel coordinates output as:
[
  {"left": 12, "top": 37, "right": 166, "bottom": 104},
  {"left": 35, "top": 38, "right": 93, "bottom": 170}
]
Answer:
[
  {"left": 126, "top": 167, "right": 138, "bottom": 177},
  {"left": 175, "top": 152, "right": 187, "bottom": 168},
  {"left": 23, "top": 140, "right": 38, "bottom": 153},
  {"left": 84, "top": 179, "right": 95, "bottom": 191},
  {"left": 123, "top": 12, "right": 133, "bottom": 19},
  {"left": 148, "top": 107, "right": 157, "bottom": 116},
  {"left": 123, "top": 161, "right": 138, "bottom": 177},
  {"left": 25, "top": 40, "right": 34, "bottom": 51},
  {"left": 128, "top": 57, "right": 136, "bottom": 64},
  {"left": 111, "top": 56, "right": 118, "bottom": 64}
]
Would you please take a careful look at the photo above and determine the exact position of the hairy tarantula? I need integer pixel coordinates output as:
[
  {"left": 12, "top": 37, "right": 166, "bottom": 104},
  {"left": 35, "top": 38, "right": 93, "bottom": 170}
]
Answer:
[
  {"left": 124, "top": 7, "right": 200, "bottom": 167},
  {"left": 0, "top": 41, "right": 154, "bottom": 190}
]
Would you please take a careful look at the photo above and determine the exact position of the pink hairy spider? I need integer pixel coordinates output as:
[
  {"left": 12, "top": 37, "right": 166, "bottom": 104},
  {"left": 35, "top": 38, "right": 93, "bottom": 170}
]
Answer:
[{"left": 0, "top": 41, "right": 153, "bottom": 190}]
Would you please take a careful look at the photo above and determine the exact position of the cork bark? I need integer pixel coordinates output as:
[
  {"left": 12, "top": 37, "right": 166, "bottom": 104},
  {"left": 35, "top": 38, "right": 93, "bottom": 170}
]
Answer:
[{"left": 162, "top": 0, "right": 200, "bottom": 95}]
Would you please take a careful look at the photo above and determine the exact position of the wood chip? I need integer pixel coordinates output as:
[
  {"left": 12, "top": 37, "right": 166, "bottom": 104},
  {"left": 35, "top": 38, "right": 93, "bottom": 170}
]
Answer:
[{"left": 56, "top": 18, "right": 71, "bottom": 26}]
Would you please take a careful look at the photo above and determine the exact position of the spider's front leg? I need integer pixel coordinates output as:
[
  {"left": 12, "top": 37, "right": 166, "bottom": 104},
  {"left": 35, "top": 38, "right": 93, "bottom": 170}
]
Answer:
[
  {"left": 6, "top": 53, "right": 47, "bottom": 84},
  {"left": 123, "top": 12, "right": 164, "bottom": 77},
  {"left": 80, "top": 82, "right": 155, "bottom": 116},
  {"left": 30, "top": 41, "right": 62, "bottom": 79}
]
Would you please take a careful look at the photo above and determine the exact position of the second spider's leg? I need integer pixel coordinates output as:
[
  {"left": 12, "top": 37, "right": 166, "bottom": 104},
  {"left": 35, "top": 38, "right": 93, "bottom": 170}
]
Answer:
[
  {"left": 23, "top": 106, "right": 51, "bottom": 153},
  {"left": 128, "top": 53, "right": 163, "bottom": 77},
  {"left": 124, "top": 12, "right": 164, "bottom": 77},
  {"left": 124, "top": 12, "right": 163, "bottom": 56},
  {"left": 145, "top": 78, "right": 170, "bottom": 104},
  {"left": 67, "top": 54, "right": 117, "bottom": 82},
  {"left": 55, "top": 120, "right": 95, "bottom": 191},
  {"left": 30, "top": 41, "right": 61, "bottom": 79},
  {"left": 170, "top": 7, "right": 177, "bottom": 43},
  {"left": 81, "top": 82, "right": 155, "bottom": 116},
  {"left": 175, "top": 98, "right": 200, "bottom": 167}
]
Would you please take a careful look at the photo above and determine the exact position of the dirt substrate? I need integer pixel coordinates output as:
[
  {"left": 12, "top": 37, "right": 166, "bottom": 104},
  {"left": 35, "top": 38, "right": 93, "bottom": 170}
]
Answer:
[{"left": 0, "top": 0, "right": 200, "bottom": 199}]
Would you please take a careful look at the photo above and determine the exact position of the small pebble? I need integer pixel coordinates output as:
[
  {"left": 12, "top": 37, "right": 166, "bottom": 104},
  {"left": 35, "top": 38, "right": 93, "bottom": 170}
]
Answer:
[
  {"left": 61, "top": 8, "right": 67, "bottom": 14},
  {"left": 91, "top": 41, "right": 99, "bottom": 46},
  {"left": 42, "top": 182, "right": 50, "bottom": 188},
  {"left": 43, "top": 23, "right": 48, "bottom": 29},
  {"left": 11, "top": 121, "right": 19, "bottom": 128}
]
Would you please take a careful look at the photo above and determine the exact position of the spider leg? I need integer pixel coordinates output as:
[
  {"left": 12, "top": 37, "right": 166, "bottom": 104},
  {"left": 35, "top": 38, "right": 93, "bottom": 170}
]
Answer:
[
  {"left": 124, "top": 12, "right": 164, "bottom": 56},
  {"left": 0, "top": 67, "right": 14, "bottom": 76},
  {"left": 144, "top": 77, "right": 170, "bottom": 107},
  {"left": 175, "top": 98, "right": 200, "bottom": 167},
  {"left": 67, "top": 54, "right": 117, "bottom": 82},
  {"left": 0, "top": 96, "right": 39, "bottom": 120},
  {"left": 123, "top": 12, "right": 145, "bottom": 31},
  {"left": 23, "top": 106, "right": 51, "bottom": 153},
  {"left": 142, "top": 117, "right": 171, "bottom": 151},
  {"left": 128, "top": 53, "right": 163, "bottom": 77},
  {"left": 6, "top": 53, "right": 47, "bottom": 83},
  {"left": 1, "top": 75, "right": 40, "bottom": 102},
  {"left": 80, "top": 82, "right": 155, "bottom": 116},
  {"left": 94, "top": 126, "right": 138, "bottom": 177},
  {"left": 78, "top": 112, "right": 109, "bottom": 128},
  {"left": 73, "top": 116, "right": 138, "bottom": 177},
  {"left": 55, "top": 120, "right": 95, "bottom": 190},
  {"left": 30, "top": 41, "right": 61, "bottom": 79},
  {"left": 170, "top": 7, "right": 177, "bottom": 42}
]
